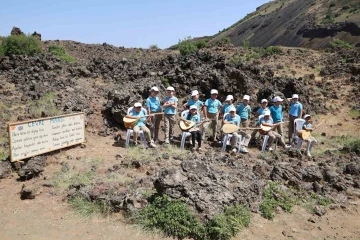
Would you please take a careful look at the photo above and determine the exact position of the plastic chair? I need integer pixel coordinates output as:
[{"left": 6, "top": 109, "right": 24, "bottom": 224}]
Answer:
[
  {"left": 180, "top": 110, "right": 192, "bottom": 149},
  {"left": 125, "top": 107, "right": 148, "bottom": 149},
  {"left": 293, "top": 118, "right": 306, "bottom": 149},
  {"left": 221, "top": 113, "right": 243, "bottom": 152}
]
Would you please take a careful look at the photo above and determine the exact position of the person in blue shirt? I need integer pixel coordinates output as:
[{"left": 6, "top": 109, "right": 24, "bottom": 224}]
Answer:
[
  {"left": 287, "top": 94, "right": 303, "bottom": 144},
  {"left": 236, "top": 95, "right": 252, "bottom": 128},
  {"left": 182, "top": 90, "right": 204, "bottom": 112},
  {"left": 146, "top": 86, "right": 162, "bottom": 142},
  {"left": 251, "top": 99, "right": 269, "bottom": 140},
  {"left": 224, "top": 107, "right": 251, "bottom": 154},
  {"left": 270, "top": 96, "right": 284, "bottom": 136},
  {"left": 180, "top": 105, "right": 202, "bottom": 151},
  {"left": 301, "top": 114, "right": 318, "bottom": 157},
  {"left": 221, "top": 95, "right": 235, "bottom": 115},
  {"left": 203, "top": 89, "right": 222, "bottom": 142},
  {"left": 260, "top": 110, "right": 291, "bottom": 151},
  {"left": 163, "top": 86, "right": 178, "bottom": 144},
  {"left": 126, "top": 102, "right": 156, "bottom": 148}
]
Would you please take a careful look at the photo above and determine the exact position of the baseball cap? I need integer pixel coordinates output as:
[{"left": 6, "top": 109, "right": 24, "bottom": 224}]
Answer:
[
  {"left": 191, "top": 90, "right": 199, "bottom": 96},
  {"left": 304, "top": 114, "right": 311, "bottom": 119},
  {"left": 225, "top": 95, "right": 234, "bottom": 101},
  {"left": 210, "top": 89, "right": 218, "bottom": 94},
  {"left": 264, "top": 110, "right": 271, "bottom": 116},
  {"left": 189, "top": 105, "right": 197, "bottom": 110},
  {"left": 134, "top": 102, "right": 142, "bottom": 107},
  {"left": 272, "top": 96, "right": 284, "bottom": 102},
  {"left": 292, "top": 94, "right": 299, "bottom": 99},
  {"left": 166, "top": 86, "right": 175, "bottom": 91},
  {"left": 150, "top": 86, "right": 159, "bottom": 92},
  {"left": 261, "top": 99, "right": 268, "bottom": 103},
  {"left": 229, "top": 107, "right": 236, "bottom": 112},
  {"left": 243, "top": 95, "right": 250, "bottom": 101}
]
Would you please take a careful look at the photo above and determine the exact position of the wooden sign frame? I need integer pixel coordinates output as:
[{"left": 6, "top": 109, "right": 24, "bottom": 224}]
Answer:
[{"left": 8, "top": 112, "right": 86, "bottom": 162}]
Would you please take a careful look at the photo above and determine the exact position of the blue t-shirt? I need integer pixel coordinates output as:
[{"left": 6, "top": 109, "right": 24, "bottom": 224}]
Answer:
[
  {"left": 256, "top": 107, "right": 269, "bottom": 116},
  {"left": 205, "top": 98, "right": 222, "bottom": 114},
  {"left": 269, "top": 105, "right": 283, "bottom": 123},
  {"left": 289, "top": 102, "right": 303, "bottom": 117},
  {"left": 260, "top": 116, "right": 274, "bottom": 125},
  {"left": 163, "top": 96, "right": 178, "bottom": 115},
  {"left": 146, "top": 96, "right": 161, "bottom": 113},
  {"left": 130, "top": 110, "right": 146, "bottom": 127},
  {"left": 222, "top": 103, "right": 235, "bottom": 114},
  {"left": 224, "top": 114, "right": 241, "bottom": 126},
  {"left": 302, "top": 122, "right": 313, "bottom": 129},
  {"left": 185, "top": 113, "right": 201, "bottom": 126},
  {"left": 236, "top": 104, "right": 251, "bottom": 119},
  {"left": 186, "top": 99, "right": 204, "bottom": 111}
]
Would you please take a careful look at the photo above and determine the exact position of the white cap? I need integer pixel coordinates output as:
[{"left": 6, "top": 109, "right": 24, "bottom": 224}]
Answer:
[
  {"left": 189, "top": 105, "right": 197, "bottom": 110},
  {"left": 210, "top": 89, "right": 218, "bottom": 94},
  {"left": 304, "top": 114, "right": 311, "bottom": 119},
  {"left": 264, "top": 110, "right": 271, "bottom": 116},
  {"left": 191, "top": 90, "right": 199, "bottom": 96},
  {"left": 273, "top": 96, "right": 284, "bottom": 102},
  {"left": 261, "top": 99, "right": 268, "bottom": 103},
  {"left": 166, "top": 86, "right": 175, "bottom": 91},
  {"left": 134, "top": 102, "right": 142, "bottom": 107},
  {"left": 292, "top": 94, "right": 299, "bottom": 99},
  {"left": 229, "top": 107, "right": 236, "bottom": 112},
  {"left": 225, "top": 95, "right": 234, "bottom": 101},
  {"left": 243, "top": 95, "right": 250, "bottom": 101},
  {"left": 150, "top": 86, "right": 159, "bottom": 92}
]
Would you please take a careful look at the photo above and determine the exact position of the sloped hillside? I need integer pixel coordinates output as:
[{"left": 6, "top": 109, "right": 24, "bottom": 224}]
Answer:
[{"left": 207, "top": 0, "right": 360, "bottom": 48}]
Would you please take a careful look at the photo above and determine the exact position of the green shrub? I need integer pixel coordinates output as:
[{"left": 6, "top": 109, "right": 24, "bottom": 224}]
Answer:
[
  {"left": 28, "top": 92, "right": 62, "bottom": 118},
  {"left": 264, "top": 46, "right": 283, "bottom": 55},
  {"left": 0, "top": 34, "right": 42, "bottom": 56},
  {"left": 260, "top": 182, "right": 297, "bottom": 220},
  {"left": 330, "top": 39, "right": 354, "bottom": 49},
  {"left": 206, "top": 204, "right": 251, "bottom": 240},
  {"left": 178, "top": 37, "right": 197, "bottom": 56},
  {"left": 195, "top": 40, "right": 207, "bottom": 49},
  {"left": 242, "top": 40, "right": 250, "bottom": 48},
  {"left": 48, "top": 45, "right": 76, "bottom": 62},
  {"left": 345, "top": 139, "right": 360, "bottom": 155},
  {"left": 136, "top": 195, "right": 205, "bottom": 240},
  {"left": 149, "top": 44, "right": 159, "bottom": 50},
  {"left": 68, "top": 196, "right": 111, "bottom": 217}
]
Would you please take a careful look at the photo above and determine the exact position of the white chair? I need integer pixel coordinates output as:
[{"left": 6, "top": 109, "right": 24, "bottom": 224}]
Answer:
[
  {"left": 293, "top": 118, "right": 306, "bottom": 149},
  {"left": 221, "top": 113, "right": 243, "bottom": 152},
  {"left": 125, "top": 107, "right": 148, "bottom": 149},
  {"left": 180, "top": 110, "right": 192, "bottom": 149}
]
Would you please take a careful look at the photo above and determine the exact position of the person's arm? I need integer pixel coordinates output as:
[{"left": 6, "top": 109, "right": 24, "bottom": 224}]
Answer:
[
  {"left": 126, "top": 114, "right": 139, "bottom": 119},
  {"left": 299, "top": 106, "right": 303, "bottom": 118},
  {"left": 182, "top": 102, "right": 188, "bottom": 110},
  {"left": 261, "top": 121, "right": 274, "bottom": 127},
  {"left": 248, "top": 107, "right": 251, "bottom": 119},
  {"left": 171, "top": 100, "right": 178, "bottom": 109}
]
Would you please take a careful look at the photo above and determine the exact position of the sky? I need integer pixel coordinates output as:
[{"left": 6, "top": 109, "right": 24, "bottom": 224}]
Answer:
[{"left": 0, "top": 0, "right": 270, "bottom": 49}]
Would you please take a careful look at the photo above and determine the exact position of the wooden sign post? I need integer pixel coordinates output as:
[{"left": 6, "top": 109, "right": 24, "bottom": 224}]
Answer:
[{"left": 8, "top": 112, "right": 86, "bottom": 162}]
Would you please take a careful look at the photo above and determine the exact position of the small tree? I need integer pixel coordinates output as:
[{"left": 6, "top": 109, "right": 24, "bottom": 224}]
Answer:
[
  {"left": 0, "top": 34, "right": 42, "bottom": 56},
  {"left": 195, "top": 40, "right": 207, "bottom": 49},
  {"left": 178, "top": 36, "right": 197, "bottom": 56},
  {"left": 149, "top": 44, "right": 160, "bottom": 50}
]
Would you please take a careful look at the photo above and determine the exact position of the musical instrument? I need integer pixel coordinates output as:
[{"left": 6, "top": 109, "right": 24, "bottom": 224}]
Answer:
[
  {"left": 179, "top": 119, "right": 210, "bottom": 131},
  {"left": 123, "top": 113, "right": 163, "bottom": 129},
  {"left": 259, "top": 121, "right": 288, "bottom": 135},
  {"left": 222, "top": 124, "right": 260, "bottom": 134},
  {"left": 297, "top": 120, "right": 325, "bottom": 140}
]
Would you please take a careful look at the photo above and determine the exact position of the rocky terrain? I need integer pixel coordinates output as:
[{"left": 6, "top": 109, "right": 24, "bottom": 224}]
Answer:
[
  {"left": 0, "top": 27, "right": 360, "bottom": 239},
  {"left": 200, "top": 0, "right": 360, "bottom": 48}
]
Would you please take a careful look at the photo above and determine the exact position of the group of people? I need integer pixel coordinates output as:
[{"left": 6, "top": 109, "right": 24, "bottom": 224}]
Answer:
[{"left": 125, "top": 86, "right": 317, "bottom": 157}]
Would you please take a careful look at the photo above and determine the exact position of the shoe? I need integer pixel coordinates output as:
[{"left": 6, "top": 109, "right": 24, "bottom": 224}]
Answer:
[
  {"left": 133, "top": 142, "right": 139, "bottom": 146},
  {"left": 306, "top": 151, "right": 312, "bottom": 157},
  {"left": 191, "top": 147, "right": 196, "bottom": 152},
  {"left": 285, "top": 145, "right": 291, "bottom": 150},
  {"left": 164, "top": 139, "right": 170, "bottom": 144},
  {"left": 240, "top": 146, "right": 249, "bottom": 153},
  {"left": 148, "top": 142, "right": 157, "bottom": 148},
  {"left": 197, "top": 148, "right": 202, "bottom": 153},
  {"left": 231, "top": 148, "right": 237, "bottom": 155},
  {"left": 268, "top": 147, "right": 273, "bottom": 151}
]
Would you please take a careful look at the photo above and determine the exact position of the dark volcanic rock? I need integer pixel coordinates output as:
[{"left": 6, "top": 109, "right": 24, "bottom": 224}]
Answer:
[
  {"left": 10, "top": 26, "right": 24, "bottom": 35},
  {"left": 18, "top": 156, "right": 46, "bottom": 181},
  {"left": 20, "top": 184, "right": 36, "bottom": 200},
  {"left": 0, "top": 161, "right": 12, "bottom": 179}
]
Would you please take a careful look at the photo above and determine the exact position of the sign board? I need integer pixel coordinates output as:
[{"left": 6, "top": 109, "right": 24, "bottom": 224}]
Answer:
[{"left": 8, "top": 112, "right": 85, "bottom": 162}]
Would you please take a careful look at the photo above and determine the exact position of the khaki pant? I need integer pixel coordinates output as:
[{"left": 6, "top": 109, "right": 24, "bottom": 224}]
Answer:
[
  {"left": 164, "top": 114, "right": 176, "bottom": 141},
  {"left": 203, "top": 113, "right": 218, "bottom": 140},
  {"left": 241, "top": 118, "right": 249, "bottom": 128},
  {"left": 231, "top": 131, "right": 251, "bottom": 148},
  {"left": 133, "top": 125, "right": 151, "bottom": 142},
  {"left": 274, "top": 122, "right": 283, "bottom": 136},
  {"left": 149, "top": 114, "right": 162, "bottom": 141},
  {"left": 305, "top": 136, "right": 317, "bottom": 153},
  {"left": 288, "top": 115, "right": 297, "bottom": 143},
  {"left": 267, "top": 131, "right": 286, "bottom": 148}
]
